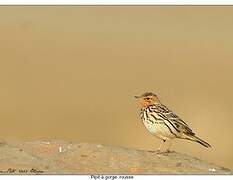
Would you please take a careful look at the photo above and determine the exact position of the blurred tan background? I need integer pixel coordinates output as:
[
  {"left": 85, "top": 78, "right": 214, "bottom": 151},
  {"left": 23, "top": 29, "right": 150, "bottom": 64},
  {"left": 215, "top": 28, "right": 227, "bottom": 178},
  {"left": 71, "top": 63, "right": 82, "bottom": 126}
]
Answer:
[{"left": 0, "top": 6, "right": 232, "bottom": 169}]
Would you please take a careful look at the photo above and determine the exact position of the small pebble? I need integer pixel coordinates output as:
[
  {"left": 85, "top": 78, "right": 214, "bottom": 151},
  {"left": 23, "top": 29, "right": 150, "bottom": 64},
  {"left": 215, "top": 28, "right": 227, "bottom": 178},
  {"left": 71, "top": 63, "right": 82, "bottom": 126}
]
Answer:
[
  {"left": 59, "top": 147, "right": 62, "bottom": 153},
  {"left": 81, "top": 154, "right": 88, "bottom": 157},
  {"left": 209, "top": 168, "right": 216, "bottom": 173},
  {"left": 97, "top": 144, "right": 102, "bottom": 148}
]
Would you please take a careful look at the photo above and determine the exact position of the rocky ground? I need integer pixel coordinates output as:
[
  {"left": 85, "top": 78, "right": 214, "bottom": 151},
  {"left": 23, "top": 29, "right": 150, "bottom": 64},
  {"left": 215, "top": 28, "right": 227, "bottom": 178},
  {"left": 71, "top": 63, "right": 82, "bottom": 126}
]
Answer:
[{"left": 0, "top": 140, "right": 231, "bottom": 175}]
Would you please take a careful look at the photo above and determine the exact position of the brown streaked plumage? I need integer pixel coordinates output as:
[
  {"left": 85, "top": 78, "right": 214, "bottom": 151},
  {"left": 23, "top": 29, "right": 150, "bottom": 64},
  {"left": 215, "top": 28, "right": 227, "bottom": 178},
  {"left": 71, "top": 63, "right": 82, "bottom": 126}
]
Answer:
[{"left": 135, "top": 92, "right": 211, "bottom": 153}]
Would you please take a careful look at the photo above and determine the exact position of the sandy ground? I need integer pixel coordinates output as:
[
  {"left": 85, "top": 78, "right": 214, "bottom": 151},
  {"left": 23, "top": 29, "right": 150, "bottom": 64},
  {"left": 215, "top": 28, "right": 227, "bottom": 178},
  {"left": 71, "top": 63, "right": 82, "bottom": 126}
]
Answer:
[{"left": 0, "top": 140, "right": 231, "bottom": 175}]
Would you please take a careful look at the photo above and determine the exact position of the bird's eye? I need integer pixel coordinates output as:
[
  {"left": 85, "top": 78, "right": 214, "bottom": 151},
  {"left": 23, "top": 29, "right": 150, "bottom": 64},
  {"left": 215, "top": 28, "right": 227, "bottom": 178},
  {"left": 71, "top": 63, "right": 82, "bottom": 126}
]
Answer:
[{"left": 145, "top": 98, "right": 150, "bottom": 101}]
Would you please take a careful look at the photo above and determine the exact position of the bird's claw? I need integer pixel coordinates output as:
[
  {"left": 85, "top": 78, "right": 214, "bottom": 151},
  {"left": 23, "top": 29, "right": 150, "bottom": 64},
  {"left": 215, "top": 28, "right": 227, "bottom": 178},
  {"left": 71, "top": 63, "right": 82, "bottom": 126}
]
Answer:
[
  {"left": 155, "top": 149, "right": 173, "bottom": 154},
  {"left": 147, "top": 150, "right": 156, "bottom": 153}
]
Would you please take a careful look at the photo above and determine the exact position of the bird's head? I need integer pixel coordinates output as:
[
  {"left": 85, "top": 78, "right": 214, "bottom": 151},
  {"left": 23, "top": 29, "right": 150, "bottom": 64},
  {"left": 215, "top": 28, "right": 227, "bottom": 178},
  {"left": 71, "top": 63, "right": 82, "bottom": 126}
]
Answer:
[{"left": 135, "top": 92, "right": 160, "bottom": 108}]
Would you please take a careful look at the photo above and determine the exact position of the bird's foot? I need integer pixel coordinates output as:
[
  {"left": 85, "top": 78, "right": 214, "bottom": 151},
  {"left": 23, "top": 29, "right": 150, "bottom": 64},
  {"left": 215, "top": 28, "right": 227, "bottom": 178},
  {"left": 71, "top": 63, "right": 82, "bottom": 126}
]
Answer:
[
  {"left": 164, "top": 150, "right": 171, "bottom": 153},
  {"left": 147, "top": 150, "right": 163, "bottom": 154},
  {"left": 155, "top": 149, "right": 173, "bottom": 154},
  {"left": 147, "top": 150, "right": 156, "bottom": 153}
]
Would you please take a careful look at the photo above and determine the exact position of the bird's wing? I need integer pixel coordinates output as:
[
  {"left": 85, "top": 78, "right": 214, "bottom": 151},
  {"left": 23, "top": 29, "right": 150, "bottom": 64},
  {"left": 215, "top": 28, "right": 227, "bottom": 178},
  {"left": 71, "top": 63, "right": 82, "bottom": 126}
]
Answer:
[{"left": 153, "top": 104, "right": 195, "bottom": 136}]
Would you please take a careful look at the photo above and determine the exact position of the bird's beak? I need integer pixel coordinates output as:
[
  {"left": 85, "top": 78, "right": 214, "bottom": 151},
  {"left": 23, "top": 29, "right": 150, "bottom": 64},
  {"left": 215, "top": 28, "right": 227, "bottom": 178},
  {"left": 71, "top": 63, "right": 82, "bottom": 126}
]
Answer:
[{"left": 134, "top": 95, "right": 141, "bottom": 99}]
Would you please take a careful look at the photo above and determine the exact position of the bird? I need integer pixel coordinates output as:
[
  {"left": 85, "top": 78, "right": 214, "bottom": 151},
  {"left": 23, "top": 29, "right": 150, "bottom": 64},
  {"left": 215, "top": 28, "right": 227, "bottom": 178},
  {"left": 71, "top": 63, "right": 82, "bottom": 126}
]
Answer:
[{"left": 135, "top": 92, "right": 211, "bottom": 153}]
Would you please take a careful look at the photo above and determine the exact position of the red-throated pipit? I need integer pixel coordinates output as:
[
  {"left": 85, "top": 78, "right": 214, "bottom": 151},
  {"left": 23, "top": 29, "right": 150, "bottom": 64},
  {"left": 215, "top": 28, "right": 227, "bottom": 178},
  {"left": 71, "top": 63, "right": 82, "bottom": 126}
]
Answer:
[{"left": 135, "top": 92, "right": 211, "bottom": 153}]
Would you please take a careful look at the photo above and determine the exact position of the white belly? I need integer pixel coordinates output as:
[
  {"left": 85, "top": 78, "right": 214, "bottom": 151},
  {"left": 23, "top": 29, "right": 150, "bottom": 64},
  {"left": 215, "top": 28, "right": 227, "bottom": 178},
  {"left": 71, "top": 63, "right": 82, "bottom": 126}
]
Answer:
[{"left": 142, "top": 119, "right": 176, "bottom": 140}]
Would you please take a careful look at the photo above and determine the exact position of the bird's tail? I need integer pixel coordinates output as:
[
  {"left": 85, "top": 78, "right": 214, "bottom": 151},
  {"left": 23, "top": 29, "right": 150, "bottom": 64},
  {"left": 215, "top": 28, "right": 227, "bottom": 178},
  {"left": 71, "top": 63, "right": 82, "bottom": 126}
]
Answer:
[{"left": 185, "top": 135, "right": 211, "bottom": 148}]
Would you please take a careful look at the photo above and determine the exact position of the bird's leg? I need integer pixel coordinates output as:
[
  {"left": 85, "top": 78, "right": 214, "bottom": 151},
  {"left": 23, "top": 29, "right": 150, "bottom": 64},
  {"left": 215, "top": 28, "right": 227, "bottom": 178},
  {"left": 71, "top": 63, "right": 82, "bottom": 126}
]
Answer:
[
  {"left": 148, "top": 140, "right": 167, "bottom": 153},
  {"left": 157, "top": 139, "right": 166, "bottom": 153},
  {"left": 164, "top": 139, "right": 173, "bottom": 153}
]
